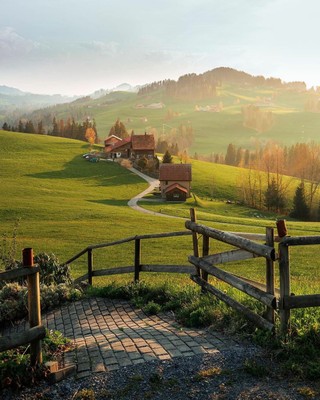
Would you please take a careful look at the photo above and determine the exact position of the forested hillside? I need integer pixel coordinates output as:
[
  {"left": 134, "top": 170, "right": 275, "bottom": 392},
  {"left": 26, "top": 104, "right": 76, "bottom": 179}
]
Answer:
[{"left": 2, "top": 67, "right": 320, "bottom": 158}]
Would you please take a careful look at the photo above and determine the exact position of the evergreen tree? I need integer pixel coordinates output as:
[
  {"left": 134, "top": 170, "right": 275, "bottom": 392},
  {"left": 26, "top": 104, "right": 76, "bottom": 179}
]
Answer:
[
  {"left": 37, "top": 120, "right": 44, "bottom": 134},
  {"left": 290, "top": 181, "right": 310, "bottom": 220},
  {"left": 264, "top": 177, "right": 286, "bottom": 212},
  {"left": 51, "top": 117, "right": 59, "bottom": 136},
  {"left": 25, "top": 120, "right": 35, "bottom": 133},
  {"left": 18, "top": 120, "right": 24, "bottom": 133},
  {"left": 162, "top": 150, "right": 173, "bottom": 163},
  {"left": 2, "top": 122, "right": 9, "bottom": 131},
  {"left": 109, "top": 118, "right": 128, "bottom": 139},
  {"left": 225, "top": 143, "right": 237, "bottom": 166}
]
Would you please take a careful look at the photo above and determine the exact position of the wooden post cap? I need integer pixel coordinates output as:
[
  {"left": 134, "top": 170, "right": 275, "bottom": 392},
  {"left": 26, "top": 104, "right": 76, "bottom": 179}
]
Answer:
[
  {"left": 276, "top": 220, "right": 287, "bottom": 238},
  {"left": 22, "top": 248, "right": 34, "bottom": 267}
]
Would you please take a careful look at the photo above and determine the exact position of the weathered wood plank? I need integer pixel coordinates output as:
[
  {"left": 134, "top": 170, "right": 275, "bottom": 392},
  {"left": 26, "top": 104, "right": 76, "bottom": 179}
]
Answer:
[
  {"left": 280, "top": 236, "right": 320, "bottom": 247},
  {"left": 265, "top": 227, "right": 275, "bottom": 324},
  {"left": 92, "top": 266, "right": 134, "bottom": 276},
  {"left": 279, "top": 243, "right": 291, "bottom": 334},
  {"left": 202, "top": 249, "right": 260, "bottom": 265},
  {"left": 64, "top": 248, "right": 88, "bottom": 265},
  {"left": 190, "top": 275, "right": 274, "bottom": 331},
  {"left": 87, "top": 231, "right": 191, "bottom": 251},
  {"left": 134, "top": 239, "right": 141, "bottom": 281},
  {"left": 0, "top": 266, "right": 40, "bottom": 282},
  {"left": 141, "top": 265, "right": 195, "bottom": 273},
  {"left": 190, "top": 208, "right": 200, "bottom": 277},
  {"left": 185, "top": 221, "right": 276, "bottom": 261},
  {"left": 0, "top": 325, "right": 46, "bottom": 352},
  {"left": 283, "top": 294, "right": 320, "bottom": 309},
  {"left": 137, "top": 231, "right": 192, "bottom": 240},
  {"left": 92, "top": 265, "right": 194, "bottom": 276},
  {"left": 189, "top": 256, "right": 276, "bottom": 309},
  {"left": 232, "top": 274, "right": 280, "bottom": 297},
  {"left": 231, "top": 232, "right": 266, "bottom": 241},
  {"left": 88, "top": 236, "right": 137, "bottom": 250}
]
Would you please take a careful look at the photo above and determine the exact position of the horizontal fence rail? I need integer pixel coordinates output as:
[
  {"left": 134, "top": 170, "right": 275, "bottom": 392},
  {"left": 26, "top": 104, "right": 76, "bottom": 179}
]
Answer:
[
  {"left": 65, "top": 231, "right": 193, "bottom": 285},
  {"left": 186, "top": 214, "right": 277, "bottom": 332},
  {"left": 185, "top": 221, "right": 276, "bottom": 261}
]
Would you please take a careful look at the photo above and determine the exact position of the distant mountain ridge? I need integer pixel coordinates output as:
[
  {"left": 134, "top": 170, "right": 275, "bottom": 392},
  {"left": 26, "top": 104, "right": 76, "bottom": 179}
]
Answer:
[
  {"left": 0, "top": 85, "right": 80, "bottom": 113},
  {"left": 90, "top": 83, "right": 140, "bottom": 99},
  {"left": 0, "top": 85, "right": 26, "bottom": 96}
]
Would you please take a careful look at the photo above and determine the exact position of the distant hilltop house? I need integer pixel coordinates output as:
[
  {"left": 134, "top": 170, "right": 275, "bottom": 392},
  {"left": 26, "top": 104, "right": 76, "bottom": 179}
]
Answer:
[
  {"left": 104, "top": 132, "right": 155, "bottom": 160},
  {"left": 134, "top": 102, "right": 165, "bottom": 109},
  {"left": 159, "top": 164, "right": 192, "bottom": 202}
]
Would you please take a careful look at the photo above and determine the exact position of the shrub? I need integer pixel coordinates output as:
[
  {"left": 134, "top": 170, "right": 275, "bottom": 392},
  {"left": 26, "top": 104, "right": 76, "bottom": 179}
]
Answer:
[
  {"left": 34, "top": 252, "right": 72, "bottom": 285},
  {"left": 143, "top": 301, "right": 162, "bottom": 315},
  {"left": 0, "top": 252, "right": 81, "bottom": 326}
]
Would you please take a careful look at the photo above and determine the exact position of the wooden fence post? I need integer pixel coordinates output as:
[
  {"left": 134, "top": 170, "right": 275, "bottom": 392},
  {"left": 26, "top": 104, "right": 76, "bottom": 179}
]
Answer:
[
  {"left": 265, "top": 227, "right": 275, "bottom": 324},
  {"left": 201, "top": 235, "right": 210, "bottom": 293},
  {"left": 190, "top": 208, "right": 200, "bottom": 277},
  {"left": 134, "top": 238, "right": 141, "bottom": 281},
  {"left": 24, "top": 248, "right": 42, "bottom": 365},
  {"left": 202, "top": 234, "right": 210, "bottom": 284},
  {"left": 279, "top": 242, "right": 290, "bottom": 334},
  {"left": 88, "top": 249, "right": 93, "bottom": 285}
]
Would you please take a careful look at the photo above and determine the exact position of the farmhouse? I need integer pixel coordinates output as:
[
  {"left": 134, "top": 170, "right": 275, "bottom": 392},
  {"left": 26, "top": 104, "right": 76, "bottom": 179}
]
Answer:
[
  {"left": 104, "top": 135, "right": 122, "bottom": 155},
  {"left": 159, "top": 163, "right": 192, "bottom": 201},
  {"left": 104, "top": 132, "right": 155, "bottom": 160}
]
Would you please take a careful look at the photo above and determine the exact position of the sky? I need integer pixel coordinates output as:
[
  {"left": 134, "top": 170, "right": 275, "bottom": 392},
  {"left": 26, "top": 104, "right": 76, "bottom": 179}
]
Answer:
[{"left": 1, "top": 0, "right": 320, "bottom": 96}]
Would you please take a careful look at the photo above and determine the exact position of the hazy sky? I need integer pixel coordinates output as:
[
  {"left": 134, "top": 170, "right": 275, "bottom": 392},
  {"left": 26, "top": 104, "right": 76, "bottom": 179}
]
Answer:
[{"left": 1, "top": 0, "right": 319, "bottom": 95}]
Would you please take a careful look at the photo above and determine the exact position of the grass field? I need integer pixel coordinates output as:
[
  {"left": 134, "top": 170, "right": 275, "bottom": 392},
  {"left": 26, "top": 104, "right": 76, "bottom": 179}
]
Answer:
[
  {"left": 3, "top": 130, "right": 320, "bottom": 381},
  {"left": 1, "top": 129, "right": 320, "bottom": 302}
]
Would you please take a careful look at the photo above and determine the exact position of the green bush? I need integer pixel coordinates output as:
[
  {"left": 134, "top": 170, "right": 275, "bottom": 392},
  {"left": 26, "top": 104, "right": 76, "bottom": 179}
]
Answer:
[
  {"left": 143, "top": 301, "right": 162, "bottom": 315},
  {"left": 34, "top": 252, "right": 72, "bottom": 285},
  {"left": 0, "top": 283, "right": 28, "bottom": 323},
  {"left": 0, "top": 252, "right": 81, "bottom": 325}
]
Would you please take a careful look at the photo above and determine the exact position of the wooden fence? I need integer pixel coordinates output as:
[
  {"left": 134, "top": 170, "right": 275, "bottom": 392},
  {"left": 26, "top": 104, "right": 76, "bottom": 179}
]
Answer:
[
  {"left": 278, "top": 235, "right": 320, "bottom": 334},
  {"left": 0, "top": 248, "right": 45, "bottom": 365},
  {"left": 186, "top": 212, "right": 277, "bottom": 332},
  {"left": 65, "top": 210, "right": 320, "bottom": 335},
  {"left": 186, "top": 212, "right": 320, "bottom": 334},
  {"left": 66, "top": 231, "right": 193, "bottom": 285}
]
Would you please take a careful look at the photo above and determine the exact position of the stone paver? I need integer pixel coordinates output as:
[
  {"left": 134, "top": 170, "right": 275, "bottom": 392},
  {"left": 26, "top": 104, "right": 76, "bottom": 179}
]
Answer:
[
  {"left": 39, "top": 298, "right": 242, "bottom": 377},
  {"left": 4, "top": 298, "right": 241, "bottom": 378}
]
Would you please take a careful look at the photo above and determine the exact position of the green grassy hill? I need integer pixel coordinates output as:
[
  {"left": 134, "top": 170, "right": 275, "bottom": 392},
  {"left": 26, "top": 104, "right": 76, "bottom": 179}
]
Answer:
[
  {"left": 24, "top": 83, "right": 320, "bottom": 156},
  {"left": 1, "top": 130, "right": 320, "bottom": 294}
]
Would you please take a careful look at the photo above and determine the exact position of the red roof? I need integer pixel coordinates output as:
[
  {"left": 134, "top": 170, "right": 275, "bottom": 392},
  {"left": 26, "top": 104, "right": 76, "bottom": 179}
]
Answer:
[
  {"left": 165, "top": 183, "right": 188, "bottom": 194},
  {"left": 132, "top": 134, "right": 155, "bottom": 150},
  {"left": 159, "top": 164, "right": 192, "bottom": 181},
  {"left": 112, "top": 137, "right": 131, "bottom": 150},
  {"left": 104, "top": 135, "right": 122, "bottom": 144},
  {"left": 109, "top": 134, "right": 155, "bottom": 152}
]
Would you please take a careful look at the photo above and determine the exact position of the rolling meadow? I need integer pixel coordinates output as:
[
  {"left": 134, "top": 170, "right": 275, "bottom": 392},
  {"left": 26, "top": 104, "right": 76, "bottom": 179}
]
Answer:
[
  {"left": 2, "top": 128, "right": 320, "bottom": 378},
  {"left": 1, "top": 129, "right": 320, "bottom": 299}
]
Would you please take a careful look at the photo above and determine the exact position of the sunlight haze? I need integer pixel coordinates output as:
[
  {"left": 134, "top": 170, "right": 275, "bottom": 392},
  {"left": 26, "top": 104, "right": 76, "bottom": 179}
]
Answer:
[{"left": 1, "top": 0, "right": 319, "bottom": 95}]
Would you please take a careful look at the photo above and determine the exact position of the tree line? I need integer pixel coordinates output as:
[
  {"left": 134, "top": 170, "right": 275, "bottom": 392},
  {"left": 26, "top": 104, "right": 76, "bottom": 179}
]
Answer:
[
  {"left": 138, "top": 67, "right": 307, "bottom": 99},
  {"left": 2, "top": 117, "right": 98, "bottom": 143}
]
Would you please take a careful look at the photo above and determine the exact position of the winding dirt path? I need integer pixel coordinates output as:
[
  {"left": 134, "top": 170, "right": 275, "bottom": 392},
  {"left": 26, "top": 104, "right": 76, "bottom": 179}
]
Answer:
[{"left": 127, "top": 167, "right": 177, "bottom": 218}]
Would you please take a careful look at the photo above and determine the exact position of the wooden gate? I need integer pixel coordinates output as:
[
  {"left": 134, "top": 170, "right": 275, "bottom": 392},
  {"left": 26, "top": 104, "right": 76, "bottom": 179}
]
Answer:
[{"left": 186, "top": 210, "right": 277, "bottom": 331}]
